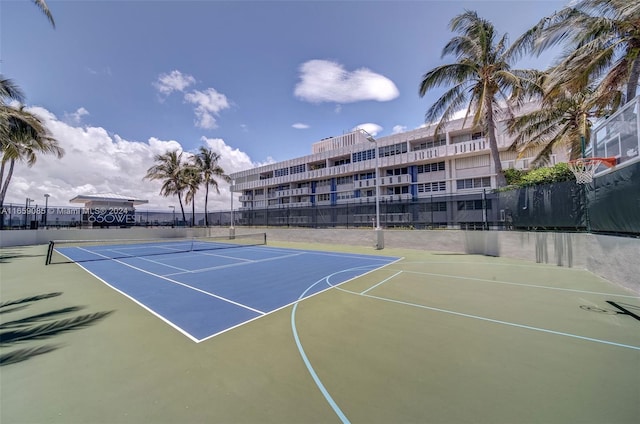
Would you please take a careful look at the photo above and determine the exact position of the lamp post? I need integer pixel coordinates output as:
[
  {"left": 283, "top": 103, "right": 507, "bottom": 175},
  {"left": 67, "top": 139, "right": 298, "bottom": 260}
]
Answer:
[
  {"left": 359, "top": 129, "right": 383, "bottom": 249},
  {"left": 229, "top": 180, "right": 236, "bottom": 239},
  {"left": 169, "top": 206, "right": 175, "bottom": 227},
  {"left": 24, "top": 198, "right": 33, "bottom": 229},
  {"left": 44, "top": 194, "right": 50, "bottom": 228}
]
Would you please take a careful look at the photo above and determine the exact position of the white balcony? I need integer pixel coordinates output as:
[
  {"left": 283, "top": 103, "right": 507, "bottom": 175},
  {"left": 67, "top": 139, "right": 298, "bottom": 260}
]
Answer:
[
  {"left": 448, "top": 139, "right": 489, "bottom": 156},
  {"left": 276, "top": 187, "right": 310, "bottom": 197}
]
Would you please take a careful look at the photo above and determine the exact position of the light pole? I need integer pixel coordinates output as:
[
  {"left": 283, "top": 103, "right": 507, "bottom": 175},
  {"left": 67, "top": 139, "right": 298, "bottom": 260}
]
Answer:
[
  {"left": 359, "top": 129, "right": 383, "bottom": 249},
  {"left": 229, "top": 180, "right": 236, "bottom": 239},
  {"left": 169, "top": 206, "right": 175, "bottom": 227},
  {"left": 24, "top": 198, "right": 33, "bottom": 229},
  {"left": 44, "top": 194, "right": 50, "bottom": 227}
]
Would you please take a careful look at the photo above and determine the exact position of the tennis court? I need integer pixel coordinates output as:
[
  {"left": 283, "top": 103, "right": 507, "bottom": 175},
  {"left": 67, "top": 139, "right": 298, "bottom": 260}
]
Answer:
[
  {"left": 1, "top": 237, "right": 639, "bottom": 423},
  {"left": 46, "top": 234, "right": 401, "bottom": 341}
]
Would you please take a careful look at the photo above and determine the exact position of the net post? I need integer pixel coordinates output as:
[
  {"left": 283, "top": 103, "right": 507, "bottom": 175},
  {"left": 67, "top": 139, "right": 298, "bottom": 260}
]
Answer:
[{"left": 45, "top": 241, "right": 54, "bottom": 265}]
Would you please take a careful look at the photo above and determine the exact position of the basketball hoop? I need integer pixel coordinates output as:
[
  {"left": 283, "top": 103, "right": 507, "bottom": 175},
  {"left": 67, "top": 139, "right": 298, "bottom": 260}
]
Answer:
[{"left": 567, "top": 157, "right": 617, "bottom": 184}]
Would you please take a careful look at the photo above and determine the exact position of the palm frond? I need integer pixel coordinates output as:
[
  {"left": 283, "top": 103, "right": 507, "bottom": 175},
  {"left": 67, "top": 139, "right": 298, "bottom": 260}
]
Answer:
[
  {"left": 0, "top": 307, "right": 84, "bottom": 329},
  {"left": 0, "top": 311, "right": 113, "bottom": 345},
  {"left": 0, "top": 77, "right": 25, "bottom": 104},
  {"left": 31, "top": 0, "right": 55, "bottom": 28},
  {"left": 0, "top": 292, "right": 62, "bottom": 309},
  {"left": 0, "top": 345, "right": 58, "bottom": 366}
]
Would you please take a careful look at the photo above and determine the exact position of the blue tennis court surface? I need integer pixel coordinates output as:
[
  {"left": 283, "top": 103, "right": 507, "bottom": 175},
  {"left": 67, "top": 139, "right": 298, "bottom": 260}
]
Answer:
[{"left": 59, "top": 243, "right": 400, "bottom": 342}]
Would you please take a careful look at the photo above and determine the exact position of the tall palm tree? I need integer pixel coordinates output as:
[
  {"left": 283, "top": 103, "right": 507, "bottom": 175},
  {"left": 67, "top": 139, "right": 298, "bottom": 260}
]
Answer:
[
  {"left": 508, "top": 83, "right": 621, "bottom": 166},
  {"left": 182, "top": 163, "right": 202, "bottom": 227},
  {"left": 192, "top": 146, "right": 230, "bottom": 226},
  {"left": 513, "top": 0, "right": 640, "bottom": 104},
  {"left": 419, "top": 10, "right": 541, "bottom": 188},
  {"left": 0, "top": 106, "right": 64, "bottom": 208},
  {"left": 144, "top": 150, "right": 188, "bottom": 224}
]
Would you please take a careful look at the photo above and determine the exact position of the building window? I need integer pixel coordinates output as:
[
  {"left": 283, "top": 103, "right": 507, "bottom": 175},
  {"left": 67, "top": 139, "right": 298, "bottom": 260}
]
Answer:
[
  {"left": 358, "top": 172, "right": 375, "bottom": 180},
  {"left": 337, "top": 191, "right": 354, "bottom": 200},
  {"left": 290, "top": 164, "right": 306, "bottom": 174},
  {"left": 274, "top": 167, "right": 289, "bottom": 177},
  {"left": 456, "top": 177, "right": 491, "bottom": 190},
  {"left": 379, "top": 142, "right": 408, "bottom": 157},
  {"left": 386, "top": 167, "right": 408, "bottom": 176},
  {"left": 417, "top": 161, "right": 445, "bottom": 173},
  {"left": 412, "top": 138, "right": 446, "bottom": 151},
  {"left": 416, "top": 181, "right": 446, "bottom": 193},
  {"left": 388, "top": 186, "right": 409, "bottom": 195},
  {"left": 317, "top": 193, "right": 330, "bottom": 201},
  {"left": 336, "top": 176, "right": 353, "bottom": 185},
  {"left": 352, "top": 149, "right": 376, "bottom": 163}
]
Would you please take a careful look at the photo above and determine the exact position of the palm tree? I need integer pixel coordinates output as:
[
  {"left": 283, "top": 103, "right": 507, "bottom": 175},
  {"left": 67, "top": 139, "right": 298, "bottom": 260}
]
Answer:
[
  {"left": 0, "top": 77, "right": 25, "bottom": 103},
  {"left": 513, "top": 0, "right": 640, "bottom": 104},
  {"left": 0, "top": 106, "right": 64, "bottom": 208},
  {"left": 419, "top": 10, "right": 541, "bottom": 188},
  {"left": 508, "top": 83, "right": 621, "bottom": 166},
  {"left": 144, "top": 150, "right": 188, "bottom": 224},
  {"left": 1, "top": 76, "right": 26, "bottom": 140},
  {"left": 182, "top": 163, "right": 202, "bottom": 227},
  {"left": 192, "top": 146, "right": 230, "bottom": 226}
]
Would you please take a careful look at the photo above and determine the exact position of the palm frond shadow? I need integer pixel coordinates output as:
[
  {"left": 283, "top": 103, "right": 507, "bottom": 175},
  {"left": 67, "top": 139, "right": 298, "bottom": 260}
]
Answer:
[
  {"left": 0, "top": 248, "right": 46, "bottom": 263},
  {"left": 0, "top": 292, "right": 113, "bottom": 366}
]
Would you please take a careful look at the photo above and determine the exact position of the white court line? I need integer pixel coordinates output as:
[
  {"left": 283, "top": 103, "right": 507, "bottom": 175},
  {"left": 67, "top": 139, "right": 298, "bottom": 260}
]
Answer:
[
  {"left": 360, "top": 292, "right": 640, "bottom": 351},
  {"left": 390, "top": 269, "right": 640, "bottom": 298},
  {"left": 361, "top": 271, "right": 403, "bottom": 295},
  {"left": 325, "top": 268, "right": 640, "bottom": 351},
  {"left": 164, "top": 252, "right": 306, "bottom": 276},
  {"left": 78, "top": 248, "right": 265, "bottom": 315},
  {"left": 130, "top": 256, "right": 192, "bottom": 272}
]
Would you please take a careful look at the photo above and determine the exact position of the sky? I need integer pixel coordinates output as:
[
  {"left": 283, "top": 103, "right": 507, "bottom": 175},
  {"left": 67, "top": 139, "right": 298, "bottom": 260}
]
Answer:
[{"left": 0, "top": 0, "right": 569, "bottom": 211}]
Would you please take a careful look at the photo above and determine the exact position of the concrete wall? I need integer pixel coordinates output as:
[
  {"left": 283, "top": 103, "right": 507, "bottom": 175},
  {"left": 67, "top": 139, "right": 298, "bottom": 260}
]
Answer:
[{"left": 2, "top": 227, "right": 637, "bottom": 294}]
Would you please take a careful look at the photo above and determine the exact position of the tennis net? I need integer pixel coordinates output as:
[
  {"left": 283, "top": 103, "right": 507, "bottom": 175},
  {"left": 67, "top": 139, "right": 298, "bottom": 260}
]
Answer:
[{"left": 45, "top": 232, "right": 267, "bottom": 265}]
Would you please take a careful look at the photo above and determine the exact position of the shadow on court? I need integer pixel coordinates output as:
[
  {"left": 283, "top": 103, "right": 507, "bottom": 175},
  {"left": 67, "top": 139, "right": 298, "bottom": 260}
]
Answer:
[{"left": 1, "top": 242, "right": 638, "bottom": 423}]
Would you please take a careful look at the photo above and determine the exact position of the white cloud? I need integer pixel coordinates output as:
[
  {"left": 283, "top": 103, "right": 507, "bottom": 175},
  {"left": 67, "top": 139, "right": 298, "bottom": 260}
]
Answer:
[
  {"left": 294, "top": 59, "right": 399, "bottom": 104},
  {"left": 184, "top": 88, "right": 230, "bottom": 129},
  {"left": 154, "top": 70, "right": 196, "bottom": 95},
  {"left": 63, "top": 107, "right": 90, "bottom": 124},
  {"left": 3, "top": 106, "right": 259, "bottom": 212},
  {"left": 292, "top": 123, "right": 309, "bottom": 129},
  {"left": 392, "top": 125, "right": 407, "bottom": 134},
  {"left": 154, "top": 71, "right": 231, "bottom": 130},
  {"left": 353, "top": 123, "right": 383, "bottom": 137}
]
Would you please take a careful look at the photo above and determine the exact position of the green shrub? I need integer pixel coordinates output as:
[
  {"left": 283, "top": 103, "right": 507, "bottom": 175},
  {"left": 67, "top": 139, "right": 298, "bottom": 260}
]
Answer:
[{"left": 501, "top": 163, "right": 574, "bottom": 189}]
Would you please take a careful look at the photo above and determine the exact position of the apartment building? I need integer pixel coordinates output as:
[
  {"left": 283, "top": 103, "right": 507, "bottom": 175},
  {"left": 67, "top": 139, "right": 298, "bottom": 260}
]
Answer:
[{"left": 230, "top": 104, "right": 559, "bottom": 212}]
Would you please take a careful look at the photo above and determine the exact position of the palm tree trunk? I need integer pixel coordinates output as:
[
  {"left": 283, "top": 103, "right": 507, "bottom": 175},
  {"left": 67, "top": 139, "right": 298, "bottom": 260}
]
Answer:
[
  {"left": 626, "top": 55, "right": 640, "bottom": 103},
  {"left": 203, "top": 184, "right": 210, "bottom": 227},
  {"left": 0, "top": 161, "right": 6, "bottom": 204},
  {"left": 177, "top": 192, "right": 186, "bottom": 224},
  {"left": 0, "top": 159, "right": 16, "bottom": 207},
  {"left": 191, "top": 199, "right": 195, "bottom": 227},
  {"left": 484, "top": 98, "right": 506, "bottom": 188}
]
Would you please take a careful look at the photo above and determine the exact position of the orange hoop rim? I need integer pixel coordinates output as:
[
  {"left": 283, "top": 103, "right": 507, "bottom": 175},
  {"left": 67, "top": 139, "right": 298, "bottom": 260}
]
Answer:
[{"left": 568, "top": 157, "right": 617, "bottom": 168}]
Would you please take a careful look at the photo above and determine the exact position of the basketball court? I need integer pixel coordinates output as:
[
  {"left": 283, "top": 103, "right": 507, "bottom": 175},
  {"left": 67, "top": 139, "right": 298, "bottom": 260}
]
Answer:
[{"left": 1, "top": 239, "right": 638, "bottom": 423}]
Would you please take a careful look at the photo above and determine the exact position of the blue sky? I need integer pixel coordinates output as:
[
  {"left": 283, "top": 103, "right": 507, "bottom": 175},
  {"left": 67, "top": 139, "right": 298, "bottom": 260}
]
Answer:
[{"left": 1, "top": 0, "right": 567, "bottom": 210}]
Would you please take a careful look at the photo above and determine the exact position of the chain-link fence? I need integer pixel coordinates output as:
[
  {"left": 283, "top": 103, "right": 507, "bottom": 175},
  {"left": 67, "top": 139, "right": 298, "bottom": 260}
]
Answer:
[{"left": 2, "top": 161, "right": 637, "bottom": 236}]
